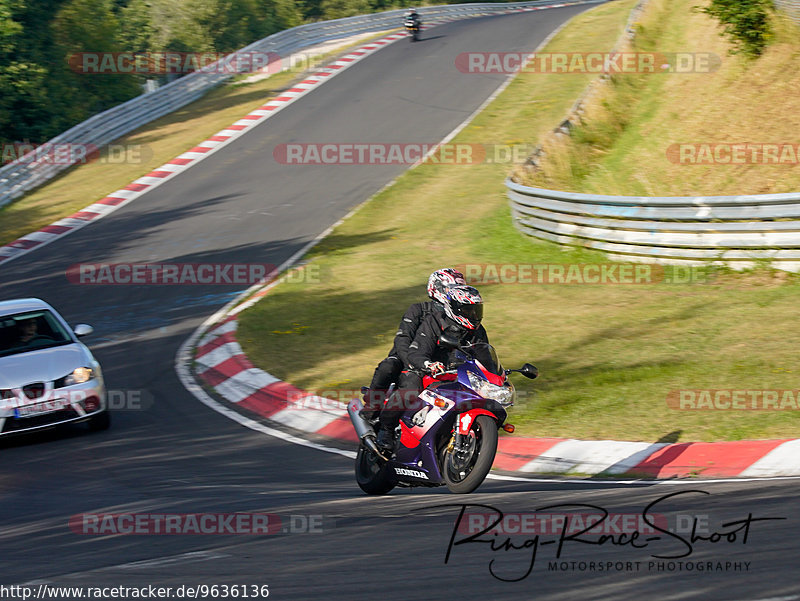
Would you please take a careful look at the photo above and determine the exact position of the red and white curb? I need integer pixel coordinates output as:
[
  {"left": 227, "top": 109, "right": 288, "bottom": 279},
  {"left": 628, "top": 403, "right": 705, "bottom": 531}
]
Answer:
[
  {"left": 0, "top": 2, "right": 588, "bottom": 268},
  {"left": 174, "top": 0, "right": 800, "bottom": 481},
  {"left": 194, "top": 315, "right": 356, "bottom": 442},
  {"left": 192, "top": 311, "right": 800, "bottom": 479},
  {"left": 0, "top": 32, "right": 409, "bottom": 266}
]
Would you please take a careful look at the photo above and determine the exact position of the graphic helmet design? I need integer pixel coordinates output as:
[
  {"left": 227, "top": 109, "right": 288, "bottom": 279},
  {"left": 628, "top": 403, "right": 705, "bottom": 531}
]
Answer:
[
  {"left": 427, "top": 268, "right": 467, "bottom": 304},
  {"left": 444, "top": 285, "right": 483, "bottom": 330}
]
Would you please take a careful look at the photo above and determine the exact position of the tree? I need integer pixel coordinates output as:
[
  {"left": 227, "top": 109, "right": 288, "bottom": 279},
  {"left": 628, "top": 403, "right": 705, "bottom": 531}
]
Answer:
[
  {"left": 699, "top": 0, "right": 773, "bottom": 57},
  {"left": 319, "top": 0, "right": 372, "bottom": 20},
  {"left": 0, "top": 0, "right": 67, "bottom": 149},
  {"left": 51, "top": 0, "right": 141, "bottom": 120}
]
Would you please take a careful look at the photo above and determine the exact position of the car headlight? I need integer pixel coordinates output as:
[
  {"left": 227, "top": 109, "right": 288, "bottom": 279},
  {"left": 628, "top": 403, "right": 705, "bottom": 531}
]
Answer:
[
  {"left": 55, "top": 367, "right": 94, "bottom": 388},
  {"left": 467, "top": 372, "right": 515, "bottom": 407}
]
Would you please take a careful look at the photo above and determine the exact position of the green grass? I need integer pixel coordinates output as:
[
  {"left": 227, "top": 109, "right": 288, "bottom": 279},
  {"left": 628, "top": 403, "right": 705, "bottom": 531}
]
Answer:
[
  {"left": 0, "top": 32, "right": 395, "bottom": 247},
  {"left": 235, "top": 0, "right": 800, "bottom": 443},
  {"left": 519, "top": 0, "right": 800, "bottom": 196}
]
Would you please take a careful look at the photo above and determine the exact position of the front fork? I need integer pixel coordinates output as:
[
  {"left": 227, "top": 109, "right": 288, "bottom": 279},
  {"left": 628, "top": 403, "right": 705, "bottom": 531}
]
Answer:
[{"left": 447, "top": 409, "right": 496, "bottom": 455}]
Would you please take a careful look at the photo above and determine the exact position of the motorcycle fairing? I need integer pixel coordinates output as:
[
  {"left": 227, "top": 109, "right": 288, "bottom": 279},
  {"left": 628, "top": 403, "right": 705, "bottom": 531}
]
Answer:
[
  {"left": 387, "top": 363, "right": 507, "bottom": 486},
  {"left": 392, "top": 387, "right": 457, "bottom": 484}
]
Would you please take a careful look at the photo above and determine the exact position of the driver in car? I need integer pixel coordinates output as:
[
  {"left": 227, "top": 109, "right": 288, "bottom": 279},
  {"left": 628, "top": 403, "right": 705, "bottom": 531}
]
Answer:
[{"left": 17, "top": 318, "right": 39, "bottom": 345}]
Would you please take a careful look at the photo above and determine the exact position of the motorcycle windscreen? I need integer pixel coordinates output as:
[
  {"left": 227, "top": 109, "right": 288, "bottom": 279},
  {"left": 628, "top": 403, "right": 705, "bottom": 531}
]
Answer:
[{"left": 462, "top": 343, "right": 502, "bottom": 376}]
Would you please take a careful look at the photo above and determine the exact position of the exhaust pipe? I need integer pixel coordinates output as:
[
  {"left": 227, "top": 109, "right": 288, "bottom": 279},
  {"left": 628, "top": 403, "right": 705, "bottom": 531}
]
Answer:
[{"left": 347, "top": 398, "right": 384, "bottom": 457}]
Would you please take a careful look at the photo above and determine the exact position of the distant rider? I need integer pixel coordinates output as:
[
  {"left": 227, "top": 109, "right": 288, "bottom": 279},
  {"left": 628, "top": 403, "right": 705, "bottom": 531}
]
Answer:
[{"left": 405, "top": 8, "right": 421, "bottom": 32}]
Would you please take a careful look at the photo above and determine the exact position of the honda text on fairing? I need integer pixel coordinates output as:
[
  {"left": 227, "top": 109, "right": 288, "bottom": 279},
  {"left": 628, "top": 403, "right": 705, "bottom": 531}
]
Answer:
[
  {"left": 348, "top": 332, "right": 537, "bottom": 494},
  {"left": 0, "top": 298, "right": 109, "bottom": 436}
]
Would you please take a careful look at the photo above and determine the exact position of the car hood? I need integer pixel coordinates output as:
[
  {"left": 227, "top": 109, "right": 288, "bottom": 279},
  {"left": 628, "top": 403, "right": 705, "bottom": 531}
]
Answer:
[{"left": 0, "top": 344, "right": 88, "bottom": 388}]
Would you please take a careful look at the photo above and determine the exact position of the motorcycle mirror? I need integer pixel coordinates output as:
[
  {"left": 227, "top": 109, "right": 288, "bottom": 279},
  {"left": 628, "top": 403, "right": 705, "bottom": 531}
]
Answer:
[
  {"left": 438, "top": 327, "right": 461, "bottom": 350},
  {"left": 520, "top": 363, "right": 538, "bottom": 379}
]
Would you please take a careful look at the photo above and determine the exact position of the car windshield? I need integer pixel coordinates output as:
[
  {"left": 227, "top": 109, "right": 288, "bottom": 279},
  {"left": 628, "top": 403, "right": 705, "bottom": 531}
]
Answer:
[
  {"left": 453, "top": 342, "right": 503, "bottom": 376},
  {"left": 0, "top": 310, "right": 73, "bottom": 358}
]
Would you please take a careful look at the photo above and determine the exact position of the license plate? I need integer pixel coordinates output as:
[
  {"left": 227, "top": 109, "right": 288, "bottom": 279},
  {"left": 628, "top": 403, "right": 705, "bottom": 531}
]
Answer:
[{"left": 14, "top": 398, "right": 69, "bottom": 418}]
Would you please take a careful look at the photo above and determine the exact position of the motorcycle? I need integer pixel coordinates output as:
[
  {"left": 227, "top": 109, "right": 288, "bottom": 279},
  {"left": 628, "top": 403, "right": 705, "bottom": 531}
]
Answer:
[
  {"left": 404, "top": 17, "right": 421, "bottom": 42},
  {"left": 347, "top": 332, "right": 538, "bottom": 494}
]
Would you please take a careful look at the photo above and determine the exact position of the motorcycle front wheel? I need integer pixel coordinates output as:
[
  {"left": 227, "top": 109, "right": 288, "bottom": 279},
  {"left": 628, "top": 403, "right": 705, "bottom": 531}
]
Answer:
[
  {"left": 355, "top": 443, "right": 395, "bottom": 495},
  {"left": 443, "top": 415, "right": 498, "bottom": 494}
]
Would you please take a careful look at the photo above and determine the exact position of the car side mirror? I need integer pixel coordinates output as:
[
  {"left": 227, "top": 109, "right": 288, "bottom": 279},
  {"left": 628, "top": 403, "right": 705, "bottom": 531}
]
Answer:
[{"left": 73, "top": 324, "right": 93, "bottom": 337}]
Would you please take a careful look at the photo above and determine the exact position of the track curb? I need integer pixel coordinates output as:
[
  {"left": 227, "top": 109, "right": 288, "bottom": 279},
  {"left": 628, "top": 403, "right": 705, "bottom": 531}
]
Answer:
[{"left": 192, "top": 304, "right": 800, "bottom": 480}]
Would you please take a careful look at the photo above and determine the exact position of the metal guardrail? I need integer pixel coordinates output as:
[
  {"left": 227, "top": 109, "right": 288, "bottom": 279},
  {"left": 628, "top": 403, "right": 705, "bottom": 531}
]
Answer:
[
  {"left": 0, "top": 0, "right": 602, "bottom": 209},
  {"left": 775, "top": 0, "right": 800, "bottom": 23},
  {"left": 506, "top": 0, "right": 800, "bottom": 270},
  {"left": 506, "top": 180, "right": 800, "bottom": 269}
]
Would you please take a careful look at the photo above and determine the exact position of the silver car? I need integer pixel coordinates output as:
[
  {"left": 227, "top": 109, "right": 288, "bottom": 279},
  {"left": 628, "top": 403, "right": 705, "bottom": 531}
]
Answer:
[{"left": 0, "top": 298, "right": 108, "bottom": 436}]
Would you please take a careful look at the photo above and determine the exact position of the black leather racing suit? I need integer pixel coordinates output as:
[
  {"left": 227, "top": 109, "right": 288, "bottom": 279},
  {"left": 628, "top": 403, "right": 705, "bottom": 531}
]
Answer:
[
  {"left": 364, "top": 300, "right": 444, "bottom": 416},
  {"left": 405, "top": 13, "right": 421, "bottom": 30},
  {"left": 378, "top": 310, "right": 490, "bottom": 431}
]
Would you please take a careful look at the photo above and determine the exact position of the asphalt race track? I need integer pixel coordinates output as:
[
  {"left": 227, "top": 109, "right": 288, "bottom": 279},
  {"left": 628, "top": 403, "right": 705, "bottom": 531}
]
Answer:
[{"left": 1, "top": 5, "right": 799, "bottom": 600}]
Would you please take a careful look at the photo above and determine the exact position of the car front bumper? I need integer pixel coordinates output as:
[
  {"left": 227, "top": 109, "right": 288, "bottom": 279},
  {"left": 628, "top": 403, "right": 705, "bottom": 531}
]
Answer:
[{"left": 0, "top": 379, "right": 107, "bottom": 436}]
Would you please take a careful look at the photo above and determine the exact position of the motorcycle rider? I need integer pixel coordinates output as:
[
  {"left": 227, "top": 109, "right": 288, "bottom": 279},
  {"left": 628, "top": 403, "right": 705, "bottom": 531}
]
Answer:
[
  {"left": 376, "top": 285, "right": 489, "bottom": 451},
  {"left": 404, "top": 8, "right": 421, "bottom": 33},
  {"left": 362, "top": 268, "right": 466, "bottom": 421}
]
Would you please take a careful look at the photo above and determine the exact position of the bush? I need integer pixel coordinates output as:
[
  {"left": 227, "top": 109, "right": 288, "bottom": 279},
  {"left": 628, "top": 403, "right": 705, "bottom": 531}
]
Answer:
[{"left": 698, "top": 0, "right": 773, "bottom": 57}]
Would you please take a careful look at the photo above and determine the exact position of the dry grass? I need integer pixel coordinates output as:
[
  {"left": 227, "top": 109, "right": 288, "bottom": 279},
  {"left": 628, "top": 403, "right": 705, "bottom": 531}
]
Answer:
[
  {"left": 236, "top": 0, "right": 800, "bottom": 442},
  {"left": 518, "top": 0, "right": 800, "bottom": 196},
  {"left": 0, "top": 32, "right": 394, "bottom": 247}
]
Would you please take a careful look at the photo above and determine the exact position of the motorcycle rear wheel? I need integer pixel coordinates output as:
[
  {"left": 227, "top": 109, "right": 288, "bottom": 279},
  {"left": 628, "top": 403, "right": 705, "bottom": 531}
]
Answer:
[
  {"left": 355, "top": 443, "right": 395, "bottom": 495},
  {"left": 443, "top": 415, "right": 498, "bottom": 494}
]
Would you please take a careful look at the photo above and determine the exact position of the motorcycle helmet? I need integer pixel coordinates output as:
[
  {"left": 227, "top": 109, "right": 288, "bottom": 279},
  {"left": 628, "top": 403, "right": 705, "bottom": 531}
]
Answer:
[
  {"left": 444, "top": 285, "right": 483, "bottom": 330},
  {"left": 427, "top": 268, "right": 466, "bottom": 305}
]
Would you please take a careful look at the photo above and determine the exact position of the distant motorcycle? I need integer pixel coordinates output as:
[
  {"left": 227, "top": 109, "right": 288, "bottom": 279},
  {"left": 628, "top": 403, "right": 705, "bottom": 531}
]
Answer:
[
  {"left": 404, "top": 16, "right": 421, "bottom": 42},
  {"left": 348, "top": 333, "right": 538, "bottom": 494}
]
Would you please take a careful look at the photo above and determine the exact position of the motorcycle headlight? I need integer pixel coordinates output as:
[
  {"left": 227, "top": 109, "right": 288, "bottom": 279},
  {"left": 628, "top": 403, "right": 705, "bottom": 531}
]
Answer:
[
  {"left": 466, "top": 372, "right": 515, "bottom": 407},
  {"left": 55, "top": 367, "right": 94, "bottom": 388}
]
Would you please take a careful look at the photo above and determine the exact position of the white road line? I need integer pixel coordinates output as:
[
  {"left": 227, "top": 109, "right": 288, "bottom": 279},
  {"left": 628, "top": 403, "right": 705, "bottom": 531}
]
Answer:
[
  {"left": 729, "top": 597, "right": 800, "bottom": 601},
  {"left": 114, "top": 551, "right": 231, "bottom": 570},
  {"left": 172, "top": 5, "right": 787, "bottom": 487},
  {"left": 486, "top": 473, "right": 800, "bottom": 485},
  {"left": 0, "top": 29, "right": 409, "bottom": 268}
]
